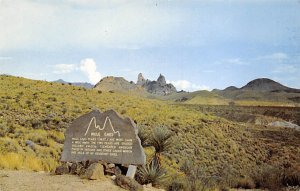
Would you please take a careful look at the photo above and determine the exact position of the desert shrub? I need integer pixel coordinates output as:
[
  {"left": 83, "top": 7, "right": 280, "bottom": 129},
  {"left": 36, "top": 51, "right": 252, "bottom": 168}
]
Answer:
[
  {"left": 234, "top": 177, "right": 255, "bottom": 189},
  {"left": 0, "top": 138, "right": 21, "bottom": 153},
  {"left": 282, "top": 168, "right": 300, "bottom": 187},
  {"left": 0, "top": 152, "right": 23, "bottom": 170},
  {"left": 251, "top": 165, "right": 283, "bottom": 189},
  {"left": 168, "top": 180, "right": 185, "bottom": 191},
  {"left": 180, "top": 160, "right": 193, "bottom": 175},
  {"left": 62, "top": 107, "right": 68, "bottom": 114},
  {"left": 46, "top": 104, "right": 53, "bottom": 109},
  {"left": 168, "top": 178, "right": 185, "bottom": 191},
  {"left": 218, "top": 163, "right": 237, "bottom": 188},
  {"left": 26, "top": 100, "right": 33, "bottom": 107},
  {"left": 0, "top": 152, "right": 58, "bottom": 172},
  {"left": 33, "top": 92, "right": 38, "bottom": 100},
  {"left": 180, "top": 161, "right": 218, "bottom": 191},
  {"left": 0, "top": 122, "right": 9, "bottom": 136},
  {"left": 31, "top": 119, "right": 43, "bottom": 129},
  {"left": 187, "top": 167, "right": 218, "bottom": 191},
  {"left": 48, "top": 97, "right": 57, "bottom": 102},
  {"left": 251, "top": 166, "right": 300, "bottom": 189},
  {"left": 48, "top": 131, "right": 65, "bottom": 144},
  {"left": 136, "top": 157, "right": 167, "bottom": 187},
  {"left": 26, "top": 130, "right": 48, "bottom": 146}
]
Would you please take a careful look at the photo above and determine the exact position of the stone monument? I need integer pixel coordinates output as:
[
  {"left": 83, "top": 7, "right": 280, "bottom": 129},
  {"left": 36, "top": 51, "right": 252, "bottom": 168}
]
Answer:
[{"left": 61, "top": 109, "right": 146, "bottom": 165}]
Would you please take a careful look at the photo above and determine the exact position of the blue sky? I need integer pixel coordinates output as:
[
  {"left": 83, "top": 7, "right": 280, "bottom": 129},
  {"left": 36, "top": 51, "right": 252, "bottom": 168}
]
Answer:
[{"left": 0, "top": 0, "right": 300, "bottom": 91}]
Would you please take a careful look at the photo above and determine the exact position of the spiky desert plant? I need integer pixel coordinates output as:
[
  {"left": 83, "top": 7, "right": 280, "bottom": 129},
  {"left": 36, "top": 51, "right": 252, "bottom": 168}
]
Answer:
[
  {"left": 180, "top": 159, "right": 193, "bottom": 176},
  {"left": 147, "top": 126, "right": 173, "bottom": 165},
  {"left": 137, "top": 125, "right": 149, "bottom": 147},
  {"left": 137, "top": 157, "right": 167, "bottom": 187}
]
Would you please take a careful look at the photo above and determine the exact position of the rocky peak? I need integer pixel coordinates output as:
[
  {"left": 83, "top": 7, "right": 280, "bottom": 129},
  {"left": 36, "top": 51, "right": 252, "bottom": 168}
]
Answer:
[
  {"left": 157, "top": 74, "right": 166, "bottom": 86},
  {"left": 137, "top": 73, "right": 146, "bottom": 86},
  {"left": 241, "top": 78, "right": 289, "bottom": 91},
  {"left": 135, "top": 73, "right": 177, "bottom": 96}
]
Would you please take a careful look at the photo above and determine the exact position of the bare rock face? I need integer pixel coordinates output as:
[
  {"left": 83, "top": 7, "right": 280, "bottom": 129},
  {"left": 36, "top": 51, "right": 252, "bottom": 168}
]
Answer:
[
  {"left": 84, "top": 163, "right": 105, "bottom": 180},
  {"left": 55, "top": 164, "right": 70, "bottom": 175},
  {"left": 139, "top": 74, "right": 177, "bottom": 96},
  {"left": 115, "top": 174, "right": 143, "bottom": 191},
  {"left": 157, "top": 74, "right": 166, "bottom": 86},
  {"left": 137, "top": 73, "right": 146, "bottom": 86}
]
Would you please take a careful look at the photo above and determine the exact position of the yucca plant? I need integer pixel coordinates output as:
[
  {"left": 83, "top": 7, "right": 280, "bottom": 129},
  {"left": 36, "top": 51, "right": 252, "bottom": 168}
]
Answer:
[
  {"left": 137, "top": 125, "right": 149, "bottom": 147},
  {"left": 136, "top": 157, "right": 167, "bottom": 187},
  {"left": 147, "top": 126, "right": 173, "bottom": 165},
  {"left": 180, "top": 159, "right": 193, "bottom": 176}
]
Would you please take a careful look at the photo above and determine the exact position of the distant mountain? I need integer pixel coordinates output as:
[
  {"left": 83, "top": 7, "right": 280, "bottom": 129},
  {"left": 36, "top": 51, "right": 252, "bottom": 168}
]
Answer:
[
  {"left": 240, "top": 78, "right": 300, "bottom": 93},
  {"left": 94, "top": 73, "right": 177, "bottom": 96},
  {"left": 53, "top": 79, "right": 94, "bottom": 89},
  {"left": 216, "top": 78, "right": 300, "bottom": 104},
  {"left": 166, "top": 78, "right": 300, "bottom": 106}
]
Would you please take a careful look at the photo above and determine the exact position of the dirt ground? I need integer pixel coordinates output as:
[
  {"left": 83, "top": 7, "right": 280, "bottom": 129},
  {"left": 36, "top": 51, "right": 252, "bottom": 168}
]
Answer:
[{"left": 0, "top": 170, "right": 163, "bottom": 191}]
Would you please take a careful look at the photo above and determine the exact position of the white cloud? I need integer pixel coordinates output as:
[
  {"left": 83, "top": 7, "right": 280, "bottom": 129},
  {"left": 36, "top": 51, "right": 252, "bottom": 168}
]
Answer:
[
  {"left": 227, "top": 58, "right": 247, "bottom": 65},
  {"left": 258, "top": 52, "right": 289, "bottom": 61},
  {"left": 214, "top": 58, "right": 248, "bottom": 66},
  {"left": 221, "top": 58, "right": 248, "bottom": 65},
  {"left": 79, "top": 58, "right": 102, "bottom": 84},
  {"left": 272, "top": 64, "right": 299, "bottom": 74},
  {"left": 52, "top": 58, "right": 102, "bottom": 84},
  {"left": 167, "top": 80, "right": 210, "bottom": 92},
  {"left": 53, "top": 64, "right": 76, "bottom": 74}
]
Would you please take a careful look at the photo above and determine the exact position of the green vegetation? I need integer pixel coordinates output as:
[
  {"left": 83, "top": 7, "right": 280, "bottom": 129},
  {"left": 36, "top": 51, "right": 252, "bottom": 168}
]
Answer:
[
  {"left": 137, "top": 157, "right": 167, "bottom": 187},
  {"left": 147, "top": 126, "right": 173, "bottom": 164},
  {"left": 0, "top": 75, "right": 299, "bottom": 190},
  {"left": 137, "top": 126, "right": 172, "bottom": 186}
]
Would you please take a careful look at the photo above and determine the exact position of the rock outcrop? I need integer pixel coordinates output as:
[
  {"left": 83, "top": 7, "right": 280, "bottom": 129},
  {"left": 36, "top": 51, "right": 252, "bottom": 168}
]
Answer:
[
  {"left": 137, "top": 73, "right": 146, "bottom": 86},
  {"left": 55, "top": 164, "right": 70, "bottom": 175},
  {"left": 84, "top": 163, "right": 105, "bottom": 180},
  {"left": 115, "top": 175, "right": 143, "bottom": 191},
  {"left": 137, "top": 73, "right": 177, "bottom": 96},
  {"left": 157, "top": 74, "right": 166, "bottom": 86}
]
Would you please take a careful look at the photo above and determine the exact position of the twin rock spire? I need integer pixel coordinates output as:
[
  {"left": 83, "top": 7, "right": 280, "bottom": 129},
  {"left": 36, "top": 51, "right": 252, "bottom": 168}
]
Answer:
[{"left": 136, "top": 73, "right": 176, "bottom": 96}]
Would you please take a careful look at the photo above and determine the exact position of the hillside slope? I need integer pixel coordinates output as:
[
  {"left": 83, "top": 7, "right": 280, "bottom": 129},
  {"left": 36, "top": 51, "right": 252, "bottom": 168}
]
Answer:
[{"left": 0, "top": 75, "right": 299, "bottom": 189}]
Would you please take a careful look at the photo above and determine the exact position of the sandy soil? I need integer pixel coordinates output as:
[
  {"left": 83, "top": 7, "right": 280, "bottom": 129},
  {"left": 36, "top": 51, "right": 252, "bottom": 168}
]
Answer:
[{"left": 0, "top": 170, "right": 162, "bottom": 191}]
